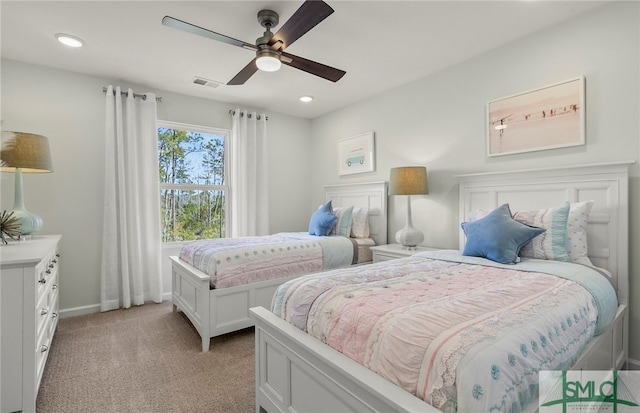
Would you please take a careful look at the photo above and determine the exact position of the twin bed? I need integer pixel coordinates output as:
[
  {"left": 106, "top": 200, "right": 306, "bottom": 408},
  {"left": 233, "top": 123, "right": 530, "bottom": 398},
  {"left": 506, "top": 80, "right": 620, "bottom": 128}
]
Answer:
[
  {"left": 170, "top": 181, "right": 387, "bottom": 351},
  {"left": 250, "top": 161, "right": 632, "bottom": 413}
]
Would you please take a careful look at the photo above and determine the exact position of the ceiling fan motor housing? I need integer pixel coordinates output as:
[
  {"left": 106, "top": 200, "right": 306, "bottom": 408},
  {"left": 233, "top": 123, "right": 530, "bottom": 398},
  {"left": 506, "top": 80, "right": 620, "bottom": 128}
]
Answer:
[
  {"left": 257, "top": 46, "right": 281, "bottom": 61},
  {"left": 257, "top": 10, "right": 279, "bottom": 30}
]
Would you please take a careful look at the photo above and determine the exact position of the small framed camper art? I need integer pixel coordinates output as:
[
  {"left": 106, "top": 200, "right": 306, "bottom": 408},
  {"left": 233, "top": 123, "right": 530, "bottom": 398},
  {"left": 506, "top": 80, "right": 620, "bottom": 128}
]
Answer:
[{"left": 338, "top": 131, "right": 375, "bottom": 176}]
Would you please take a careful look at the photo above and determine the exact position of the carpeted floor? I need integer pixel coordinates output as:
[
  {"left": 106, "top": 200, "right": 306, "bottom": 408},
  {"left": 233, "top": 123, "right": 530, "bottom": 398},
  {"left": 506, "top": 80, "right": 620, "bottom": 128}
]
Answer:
[{"left": 36, "top": 301, "right": 255, "bottom": 413}]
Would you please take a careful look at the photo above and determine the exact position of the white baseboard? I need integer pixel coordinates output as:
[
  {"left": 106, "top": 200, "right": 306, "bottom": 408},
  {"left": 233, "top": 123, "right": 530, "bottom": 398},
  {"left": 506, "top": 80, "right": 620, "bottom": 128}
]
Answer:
[
  {"left": 59, "top": 293, "right": 173, "bottom": 319},
  {"left": 627, "top": 358, "right": 640, "bottom": 370},
  {"left": 59, "top": 303, "right": 101, "bottom": 319}
]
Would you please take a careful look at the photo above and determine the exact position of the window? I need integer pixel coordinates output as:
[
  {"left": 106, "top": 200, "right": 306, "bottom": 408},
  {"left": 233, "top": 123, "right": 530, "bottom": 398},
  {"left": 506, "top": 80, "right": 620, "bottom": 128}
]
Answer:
[{"left": 157, "top": 121, "right": 229, "bottom": 243}]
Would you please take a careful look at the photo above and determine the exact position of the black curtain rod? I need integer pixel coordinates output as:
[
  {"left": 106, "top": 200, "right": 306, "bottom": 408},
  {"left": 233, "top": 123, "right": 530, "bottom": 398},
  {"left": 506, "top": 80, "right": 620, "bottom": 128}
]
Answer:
[
  {"left": 102, "top": 87, "right": 162, "bottom": 102},
  {"left": 229, "top": 109, "right": 268, "bottom": 121}
]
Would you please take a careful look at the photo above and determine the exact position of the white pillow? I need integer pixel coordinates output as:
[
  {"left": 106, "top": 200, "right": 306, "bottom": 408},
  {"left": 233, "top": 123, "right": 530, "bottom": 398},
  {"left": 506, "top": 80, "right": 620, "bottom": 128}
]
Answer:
[
  {"left": 566, "top": 201, "right": 594, "bottom": 266},
  {"left": 350, "top": 207, "right": 370, "bottom": 238}
]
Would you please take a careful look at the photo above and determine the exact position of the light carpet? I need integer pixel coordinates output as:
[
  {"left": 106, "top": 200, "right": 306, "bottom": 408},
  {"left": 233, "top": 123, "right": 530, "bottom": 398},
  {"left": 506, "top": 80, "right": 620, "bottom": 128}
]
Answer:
[{"left": 36, "top": 301, "right": 255, "bottom": 412}]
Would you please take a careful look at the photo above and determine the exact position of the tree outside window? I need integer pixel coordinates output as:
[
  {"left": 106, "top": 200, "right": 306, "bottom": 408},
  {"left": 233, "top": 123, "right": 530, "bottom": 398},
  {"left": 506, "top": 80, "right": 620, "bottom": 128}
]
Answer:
[{"left": 158, "top": 121, "right": 229, "bottom": 242}]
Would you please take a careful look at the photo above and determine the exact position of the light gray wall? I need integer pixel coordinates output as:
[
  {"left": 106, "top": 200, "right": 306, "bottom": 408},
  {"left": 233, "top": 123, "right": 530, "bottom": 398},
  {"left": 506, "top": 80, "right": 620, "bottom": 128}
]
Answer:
[
  {"left": 309, "top": 2, "right": 640, "bottom": 360},
  {"left": 1, "top": 1, "right": 638, "bottom": 361},
  {"left": 0, "top": 59, "right": 312, "bottom": 311}
]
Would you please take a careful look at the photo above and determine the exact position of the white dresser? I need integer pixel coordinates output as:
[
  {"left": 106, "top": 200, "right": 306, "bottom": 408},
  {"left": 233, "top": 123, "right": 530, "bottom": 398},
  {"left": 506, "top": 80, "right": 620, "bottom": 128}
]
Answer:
[{"left": 1, "top": 235, "right": 61, "bottom": 413}]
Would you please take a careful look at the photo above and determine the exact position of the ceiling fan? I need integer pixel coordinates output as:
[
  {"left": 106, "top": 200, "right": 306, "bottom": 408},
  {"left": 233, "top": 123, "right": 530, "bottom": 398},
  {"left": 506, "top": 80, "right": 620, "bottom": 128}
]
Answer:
[{"left": 162, "top": 0, "right": 346, "bottom": 85}]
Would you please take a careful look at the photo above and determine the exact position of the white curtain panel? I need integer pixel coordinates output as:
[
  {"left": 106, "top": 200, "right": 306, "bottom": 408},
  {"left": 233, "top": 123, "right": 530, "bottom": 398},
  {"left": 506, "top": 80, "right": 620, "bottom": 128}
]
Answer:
[
  {"left": 230, "top": 109, "right": 269, "bottom": 237},
  {"left": 101, "top": 86, "right": 163, "bottom": 311}
]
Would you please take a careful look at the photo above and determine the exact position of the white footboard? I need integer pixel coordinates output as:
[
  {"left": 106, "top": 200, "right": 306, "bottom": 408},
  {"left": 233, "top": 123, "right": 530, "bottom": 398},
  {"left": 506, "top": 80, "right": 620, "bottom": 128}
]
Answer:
[
  {"left": 250, "top": 304, "right": 628, "bottom": 413},
  {"left": 572, "top": 304, "right": 628, "bottom": 371},
  {"left": 171, "top": 256, "right": 212, "bottom": 351},
  {"left": 171, "top": 256, "right": 307, "bottom": 352},
  {"left": 250, "top": 306, "right": 436, "bottom": 413}
]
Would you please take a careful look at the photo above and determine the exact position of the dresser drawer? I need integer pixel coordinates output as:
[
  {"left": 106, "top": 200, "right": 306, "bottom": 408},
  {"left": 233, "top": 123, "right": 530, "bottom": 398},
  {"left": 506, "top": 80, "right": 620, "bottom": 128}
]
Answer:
[
  {"left": 371, "top": 245, "right": 441, "bottom": 262},
  {"left": 36, "top": 249, "right": 60, "bottom": 299},
  {"left": 35, "top": 320, "right": 53, "bottom": 389},
  {"left": 36, "top": 274, "right": 59, "bottom": 392},
  {"left": 36, "top": 271, "right": 59, "bottom": 338},
  {"left": 372, "top": 252, "right": 400, "bottom": 262}
]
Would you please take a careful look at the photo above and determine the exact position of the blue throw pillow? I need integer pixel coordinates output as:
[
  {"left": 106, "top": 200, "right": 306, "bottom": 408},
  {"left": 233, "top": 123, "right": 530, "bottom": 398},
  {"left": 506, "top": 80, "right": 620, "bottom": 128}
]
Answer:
[
  {"left": 461, "top": 203, "right": 546, "bottom": 264},
  {"left": 309, "top": 201, "right": 338, "bottom": 236}
]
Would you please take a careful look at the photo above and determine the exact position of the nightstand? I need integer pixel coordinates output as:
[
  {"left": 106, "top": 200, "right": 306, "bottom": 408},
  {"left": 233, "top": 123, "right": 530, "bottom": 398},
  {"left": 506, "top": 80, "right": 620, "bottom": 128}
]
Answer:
[{"left": 370, "top": 244, "right": 440, "bottom": 262}]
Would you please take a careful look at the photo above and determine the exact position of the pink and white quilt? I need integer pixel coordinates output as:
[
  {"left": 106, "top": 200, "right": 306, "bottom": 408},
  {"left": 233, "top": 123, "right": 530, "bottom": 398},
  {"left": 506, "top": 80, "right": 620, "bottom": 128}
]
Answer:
[
  {"left": 272, "top": 250, "right": 617, "bottom": 412},
  {"left": 179, "top": 232, "right": 355, "bottom": 289}
]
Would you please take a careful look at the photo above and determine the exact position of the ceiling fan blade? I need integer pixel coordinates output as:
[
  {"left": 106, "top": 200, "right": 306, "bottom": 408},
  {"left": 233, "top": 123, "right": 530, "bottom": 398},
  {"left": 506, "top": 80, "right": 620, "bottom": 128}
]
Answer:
[
  {"left": 227, "top": 59, "right": 259, "bottom": 85},
  {"left": 281, "top": 52, "right": 345, "bottom": 82},
  {"left": 269, "top": 0, "right": 334, "bottom": 50},
  {"left": 162, "top": 16, "right": 258, "bottom": 51}
]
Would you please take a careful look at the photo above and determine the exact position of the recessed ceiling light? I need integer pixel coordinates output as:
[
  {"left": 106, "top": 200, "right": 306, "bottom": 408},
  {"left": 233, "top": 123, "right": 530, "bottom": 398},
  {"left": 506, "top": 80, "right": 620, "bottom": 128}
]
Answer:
[
  {"left": 299, "top": 95, "right": 313, "bottom": 103},
  {"left": 55, "top": 33, "right": 84, "bottom": 48}
]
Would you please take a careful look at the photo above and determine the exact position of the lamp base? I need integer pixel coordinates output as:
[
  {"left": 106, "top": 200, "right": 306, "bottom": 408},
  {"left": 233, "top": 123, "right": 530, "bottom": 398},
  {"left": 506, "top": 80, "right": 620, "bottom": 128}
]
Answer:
[
  {"left": 12, "top": 207, "right": 43, "bottom": 236},
  {"left": 395, "top": 226, "right": 424, "bottom": 248},
  {"left": 11, "top": 168, "right": 44, "bottom": 236}
]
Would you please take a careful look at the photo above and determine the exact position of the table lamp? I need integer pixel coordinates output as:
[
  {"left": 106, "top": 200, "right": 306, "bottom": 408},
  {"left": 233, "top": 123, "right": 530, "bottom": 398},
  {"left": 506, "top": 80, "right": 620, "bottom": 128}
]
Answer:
[
  {"left": 389, "top": 166, "right": 428, "bottom": 248},
  {"left": 1, "top": 131, "right": 53, "bottom": 236}
]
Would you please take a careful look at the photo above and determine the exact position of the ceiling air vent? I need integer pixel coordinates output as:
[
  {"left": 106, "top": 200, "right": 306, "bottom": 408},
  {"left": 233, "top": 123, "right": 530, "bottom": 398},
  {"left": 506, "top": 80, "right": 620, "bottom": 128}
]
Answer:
[{"left": 192, "top": 76, "right": 223, "bottom": 88}]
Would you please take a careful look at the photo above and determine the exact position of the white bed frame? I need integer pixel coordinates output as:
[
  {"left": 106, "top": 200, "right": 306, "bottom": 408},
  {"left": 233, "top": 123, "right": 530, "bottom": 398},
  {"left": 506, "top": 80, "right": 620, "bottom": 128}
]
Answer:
[
  {"left": 171, "top": 181, "right": 387, "bottom": 352},
  {"left": 250, "top": 161, "right": 632, "bottom": 413}
]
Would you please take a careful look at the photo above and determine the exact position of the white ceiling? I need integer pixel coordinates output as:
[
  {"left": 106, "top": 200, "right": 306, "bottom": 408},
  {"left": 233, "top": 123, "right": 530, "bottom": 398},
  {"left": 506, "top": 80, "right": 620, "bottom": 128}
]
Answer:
[{"left": 1, "top": 0, "right": 610, "bottom": 119}]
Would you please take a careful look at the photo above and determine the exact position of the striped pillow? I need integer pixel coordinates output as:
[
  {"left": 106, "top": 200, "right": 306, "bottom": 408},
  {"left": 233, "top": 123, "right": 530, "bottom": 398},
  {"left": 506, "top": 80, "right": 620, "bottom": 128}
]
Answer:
[
  {"left": 513, "top": 202, "right": 571, "bottom": 261},
  {"left": 331, "top": 206, "right": 354, "bottom": 237}
]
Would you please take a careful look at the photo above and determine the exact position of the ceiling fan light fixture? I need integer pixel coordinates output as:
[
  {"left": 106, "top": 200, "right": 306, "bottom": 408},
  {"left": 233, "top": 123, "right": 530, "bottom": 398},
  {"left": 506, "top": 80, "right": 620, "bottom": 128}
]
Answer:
[{"left": 256, "top": 49, "right": 281, "bottom": 72}]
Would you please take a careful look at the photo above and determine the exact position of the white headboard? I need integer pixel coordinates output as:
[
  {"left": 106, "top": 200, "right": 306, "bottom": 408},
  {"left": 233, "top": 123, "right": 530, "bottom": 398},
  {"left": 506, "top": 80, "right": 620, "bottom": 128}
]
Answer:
[
  {"left": 324, "top": 181, "right": 388, "bottom": 246},
  {"left": 456, "top": 161, "right": 633, "bottom": 305}
]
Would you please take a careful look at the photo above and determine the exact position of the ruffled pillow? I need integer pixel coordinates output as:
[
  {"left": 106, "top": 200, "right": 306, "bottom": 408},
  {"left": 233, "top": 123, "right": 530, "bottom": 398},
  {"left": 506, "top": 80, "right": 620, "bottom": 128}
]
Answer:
[{"left": 513, "top": 202, "right": 571, "bottom": 261}]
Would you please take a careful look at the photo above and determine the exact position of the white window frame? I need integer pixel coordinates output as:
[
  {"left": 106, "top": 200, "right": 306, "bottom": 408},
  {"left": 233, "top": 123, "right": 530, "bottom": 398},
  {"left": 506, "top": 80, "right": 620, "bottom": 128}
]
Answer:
[{"left": 157, "top": 120, "right": 231, "bottom": 245}]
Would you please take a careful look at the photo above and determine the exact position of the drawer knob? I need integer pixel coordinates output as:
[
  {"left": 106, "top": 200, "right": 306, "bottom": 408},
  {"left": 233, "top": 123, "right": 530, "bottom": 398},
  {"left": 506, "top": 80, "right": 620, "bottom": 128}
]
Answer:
[
  {"left": 45, "top": 269, "right": 51, "bottom": 274},
  {"left": 52, "top": 259, "right": 58, "bottom": 263},
  {"left": 53, "top": 284, "right": 58, "bottom": 290},
  {"left": 41, "top": 308, "right": 49, "bottom": 316},
  {"left": 39, "top": 279, "right": 46, "bottom": 284},
  {"left": 52, "top": 312, "right": 58, "bottom": 319},
  {"left": 41, "top": 345, "right": 48, "bottom": 353},
  {"left": 49, "top": 264, "right": 54, "bottom": 268},
  {"left": 56, "top": 253, "right": 61, "bottom": 257}
]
